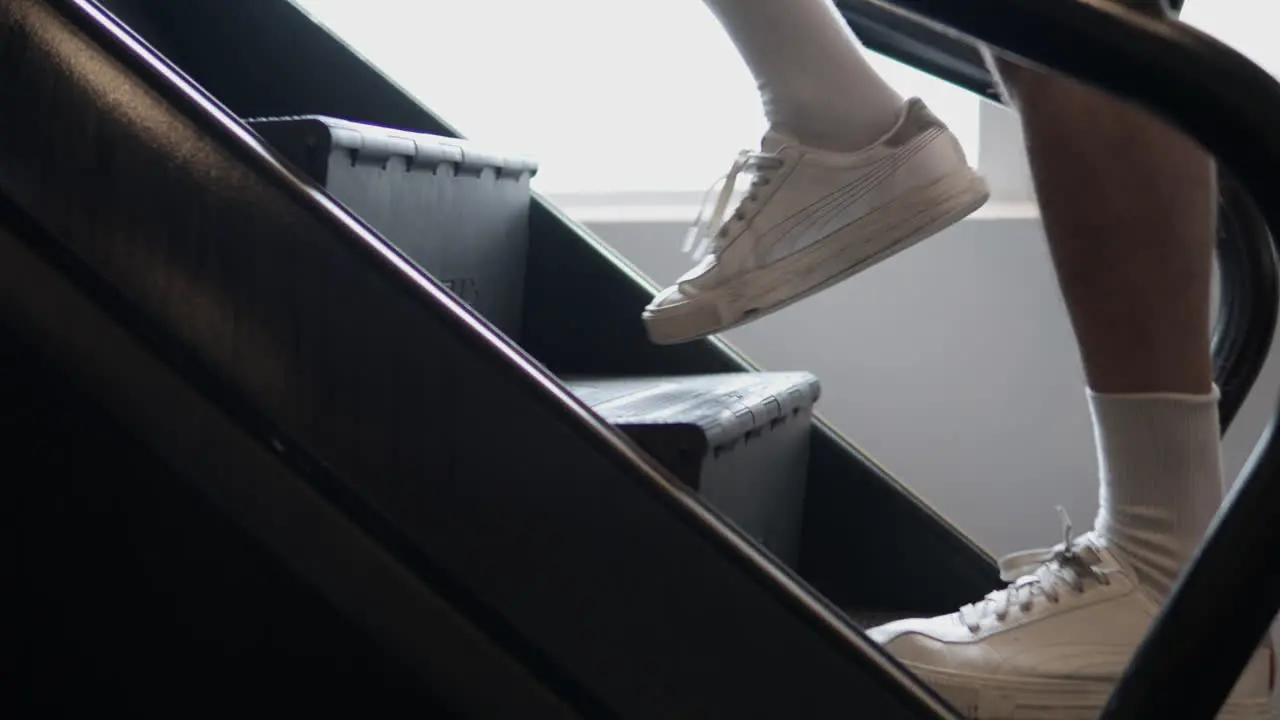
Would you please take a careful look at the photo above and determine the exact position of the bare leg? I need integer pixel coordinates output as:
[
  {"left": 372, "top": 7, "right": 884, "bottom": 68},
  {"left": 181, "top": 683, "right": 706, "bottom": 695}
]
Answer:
[
  {"left": 999, "top": 62, "right": 1216, "bottom": 397},
  {"left": 869, "top": 53, "right": 1270, "bottom": 720},
  {"left": 998, "top": 61, "right": 1222, "bottom": 597}
]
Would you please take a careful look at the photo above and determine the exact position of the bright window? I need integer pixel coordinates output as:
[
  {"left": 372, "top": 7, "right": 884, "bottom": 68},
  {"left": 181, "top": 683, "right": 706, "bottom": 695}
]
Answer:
[
  {"left": 292, "top": 0, "right": 1276, "bottom": 207},
  {"left": 293, "top": 0, "right": 980, "bottom": 197},
  {"left": 1182, "top": 0, "right": 1280, "bottom": 78}
]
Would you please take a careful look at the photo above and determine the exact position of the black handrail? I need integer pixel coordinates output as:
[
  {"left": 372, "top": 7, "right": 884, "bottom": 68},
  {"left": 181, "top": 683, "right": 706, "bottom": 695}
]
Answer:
[
  {"left": 836, "top": 0, "right": 1278, "bottom": 432},
  {"left": 837, "top": 1, "right": 996, "bottom": 99},
  {"left": 862, "top": 1, "right": 1280, "bottom": 717},
  {"left": 836, "top": 0, "right": 1185, "bottom": 98},
  {"left": 1213, "top": 171, "right": 1278, "bottom": 430}
]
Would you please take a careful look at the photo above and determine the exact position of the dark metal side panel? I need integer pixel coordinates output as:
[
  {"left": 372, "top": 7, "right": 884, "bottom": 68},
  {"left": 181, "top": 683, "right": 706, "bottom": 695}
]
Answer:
[{"left": 0, "top": 1, "right": 956, "bottom": 717}]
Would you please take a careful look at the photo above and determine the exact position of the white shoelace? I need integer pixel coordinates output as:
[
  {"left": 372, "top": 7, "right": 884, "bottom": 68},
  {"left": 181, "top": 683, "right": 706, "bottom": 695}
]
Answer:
[
  {"left": 958, "top": 508, "right": 1113, "bottom": 633},
  {"left": 682, "top": 149, "right": 785, "bottom": 262}
]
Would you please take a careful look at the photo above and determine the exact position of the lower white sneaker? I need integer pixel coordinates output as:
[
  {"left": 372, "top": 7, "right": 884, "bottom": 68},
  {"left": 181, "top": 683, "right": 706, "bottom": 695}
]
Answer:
[
  {"left": 642, "top": 97, "right": 989, "bottom": 345},
  {"left": 867, "top": 518, "right": 1274, "bottom": 720}
]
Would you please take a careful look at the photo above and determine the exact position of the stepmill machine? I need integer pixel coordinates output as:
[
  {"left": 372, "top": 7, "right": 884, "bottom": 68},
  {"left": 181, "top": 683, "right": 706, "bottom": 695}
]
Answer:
[{"left": 5, "top": 0, "right": 1280, "bottom": 718}]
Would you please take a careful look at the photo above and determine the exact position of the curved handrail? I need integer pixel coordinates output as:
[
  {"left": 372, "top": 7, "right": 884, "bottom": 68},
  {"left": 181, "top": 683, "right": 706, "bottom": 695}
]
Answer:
[
  {"left": 1213, "top": 170, "right": 1279, "bottom": 430},
  {"left": 866, "top": 1, "right": 1280, "bottom": 717},
  {"left": 837, "top": 0, "right": 1185, "bottom": 98},
  {"left": 836, "top": 0, "right": 1279, "bottom": 434}
]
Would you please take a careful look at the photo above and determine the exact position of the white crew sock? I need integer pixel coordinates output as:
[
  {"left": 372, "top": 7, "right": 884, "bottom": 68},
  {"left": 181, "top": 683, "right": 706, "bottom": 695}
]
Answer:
[
  {"left": 1088, "top": 386, "right": 1224, "bottom": 599},
  {"left": 702, "top": 0, "right": 905, "bottom": 151}
]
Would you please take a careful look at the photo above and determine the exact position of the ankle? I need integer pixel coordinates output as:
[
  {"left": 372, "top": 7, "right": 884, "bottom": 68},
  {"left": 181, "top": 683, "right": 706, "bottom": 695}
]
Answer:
[
  {"left": 767, "top": 94, "right": 906, "bottom": 153},
  {"left": 1089, "top": 534, "right": 1183, "bottom": 599},
  {"left": 1089, "top": 387, "right": 1224, "bottom": 600}
]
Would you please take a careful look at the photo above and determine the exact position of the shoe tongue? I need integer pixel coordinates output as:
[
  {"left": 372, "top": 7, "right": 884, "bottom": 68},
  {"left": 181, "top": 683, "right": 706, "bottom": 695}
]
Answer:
[
  {"left": 1018, "top": 536, "right": 1104, "bottom": 584},
  {"left": 1068, "top": 533, "right": 1105, "bottom": 565},
  {"left": 760, "top": 128, "right": 795, "bottom": 155},
  {"left": 1067, "top": 544, "right": 1103, "bottom": 572}
]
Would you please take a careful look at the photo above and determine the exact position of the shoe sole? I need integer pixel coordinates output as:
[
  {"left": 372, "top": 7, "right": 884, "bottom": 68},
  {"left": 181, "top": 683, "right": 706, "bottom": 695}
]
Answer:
[
  {"left": 909, "top": 662, "right": 1272, "bottom": 720},
  {"left": 641, "top": 168, "right": 991, "bottom": 345}
]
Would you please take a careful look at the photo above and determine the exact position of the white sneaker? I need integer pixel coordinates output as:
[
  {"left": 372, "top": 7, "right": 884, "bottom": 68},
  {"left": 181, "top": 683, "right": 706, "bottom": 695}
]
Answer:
[
  {"left": 642, "top": 97, "right": 989, "bottom": 345},
  {"left": 867, "top": 516, "right": 1274, "bottom": 719}
]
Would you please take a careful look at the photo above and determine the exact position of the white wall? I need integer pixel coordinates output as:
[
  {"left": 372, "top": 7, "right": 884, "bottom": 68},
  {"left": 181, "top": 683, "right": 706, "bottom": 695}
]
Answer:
[
  {"left": 562, "top": 0, "right": 1280, "bottom": 558},
  {"left": 299, "top": 0, "right": 1280, "bottom": 553},
  {"left": 580, "top": 210, "right": 1280, "bottom": 559}
]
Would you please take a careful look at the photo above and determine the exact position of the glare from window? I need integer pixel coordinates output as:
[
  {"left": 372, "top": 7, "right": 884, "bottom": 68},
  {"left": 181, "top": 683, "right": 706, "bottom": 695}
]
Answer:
[
  {"left": 293, "top": 0, "right": 979, "bottom": 196},
  {"left": 1182, "top": 0, "right": 1280, "bottom": 78},
  {"left": 291, "top": 0, "right": 1274, "bottom": 198}
]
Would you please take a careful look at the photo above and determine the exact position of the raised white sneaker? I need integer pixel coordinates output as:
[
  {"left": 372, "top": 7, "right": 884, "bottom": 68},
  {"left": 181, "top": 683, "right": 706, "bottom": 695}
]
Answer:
[
  {"left": 867, "top": 519, "right": 1274, "bottom": 720},
  {"left": 642, "top": 97, "right": 989, "bottom": 345}
]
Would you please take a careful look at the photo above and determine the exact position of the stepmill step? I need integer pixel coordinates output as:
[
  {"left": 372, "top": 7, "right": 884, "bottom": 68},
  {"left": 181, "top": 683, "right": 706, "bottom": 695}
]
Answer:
[
  {"left": 565, "top": 372, "right": 820, "bottom": 567},
  {"left": 247, "top": 116, "right": 537, "bottom": 340}
]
